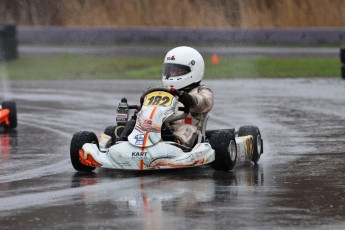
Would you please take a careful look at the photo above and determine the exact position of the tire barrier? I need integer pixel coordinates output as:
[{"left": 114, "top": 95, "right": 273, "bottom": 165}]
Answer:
[
  {"left": 0, "top": 24, "right": 18, "bottom": 61},
  {"left": 340, "top": 47, "right": 345, "bottom": 79}
]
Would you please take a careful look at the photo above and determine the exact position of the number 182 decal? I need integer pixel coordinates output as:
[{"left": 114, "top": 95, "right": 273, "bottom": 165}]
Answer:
[{"left": 143, "top": 91, "right": 174, "bottom": 107}]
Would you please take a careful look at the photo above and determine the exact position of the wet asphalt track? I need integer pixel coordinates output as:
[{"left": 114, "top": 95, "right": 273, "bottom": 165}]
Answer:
[{"left": 0, "top": 78, "right": 345, "bottom": 229}]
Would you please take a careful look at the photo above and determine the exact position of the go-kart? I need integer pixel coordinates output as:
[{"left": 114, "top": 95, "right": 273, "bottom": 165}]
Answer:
[
  {"left": 0, "top": 100, "right": 17, "bottom": 130},
  {"left": 70, "top": 87, "right": 263, "bottom": 172}
]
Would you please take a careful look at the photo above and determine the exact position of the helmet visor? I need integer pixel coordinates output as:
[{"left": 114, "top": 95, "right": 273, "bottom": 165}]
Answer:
[{"left": 163, "top": 63, "right": 191, "bottom": 78}]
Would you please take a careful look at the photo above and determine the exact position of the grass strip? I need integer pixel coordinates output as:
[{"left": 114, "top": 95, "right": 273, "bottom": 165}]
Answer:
[{"left": 0, "top": 55, "right": 340, "bottom": 80}]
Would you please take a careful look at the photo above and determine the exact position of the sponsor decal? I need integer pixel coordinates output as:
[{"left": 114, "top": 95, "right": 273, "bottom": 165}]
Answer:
[
  {"left": 132, "top": 151, "right": 148, "bottom": 158},
  {"left": 163, "top": 107, "right": 175, "bottom": 117},
  {"left": 135, "top": 107, "right": 161, "bottom": 132},
  {"left": 167, "top": 55, "right": 175, "bottom": 61},
  {"left": 116, "top": 114, "right": 128, "bottom": 118},
  {"left": 183, "top": 127, "right": 192, "bottom": 138},
  {"left": 238, "top": 136, "right": 254, "bottom": 160},
  {"left": 116, "top": 113, "right": 128, "bottom": 122},
  {"left": 134, "top": 134, "right": 144, "bottom": 145},
  {"left": 136, "top": 118, "right": 161, "bottom": 132},
  {"left": 117, "top": 162, "right": 132, "bottom": 167},
  {"left": 244, "top": 137, "right": 253, "bottom": 157}
]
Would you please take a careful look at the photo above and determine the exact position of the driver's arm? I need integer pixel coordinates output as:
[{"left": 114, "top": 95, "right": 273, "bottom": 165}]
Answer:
[
  {"left": 189, "top": 86, "right": 214, "bottom": 113},
  {"left": 170, "top": 86, "right": 214, "bottom": 113}
]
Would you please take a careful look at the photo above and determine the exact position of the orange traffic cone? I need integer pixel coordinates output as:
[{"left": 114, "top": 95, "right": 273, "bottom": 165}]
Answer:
[{"left": 211, "top": 54, "right": 219, "bottom": 65}]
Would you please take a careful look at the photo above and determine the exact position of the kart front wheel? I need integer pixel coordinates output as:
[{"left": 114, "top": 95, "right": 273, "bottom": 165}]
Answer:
[
  {"left": 70, "top": 131, "right": 99, "bottom": 172},
  {"left": 104, "top": 125, "right": 117, "bottom": 147},
  {"left": 210, "top": 130, "right": 237, "bottom": 171},
  {"left": 238, "top": 126, "right": 263, "bottom": 164},
  {"left": 2, "top": 101, "right": 17, "bottom": 129}
]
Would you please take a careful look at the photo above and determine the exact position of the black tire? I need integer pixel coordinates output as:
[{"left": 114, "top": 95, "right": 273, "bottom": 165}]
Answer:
[
  {"left": 104, "top": 125, "right": 125, "bottom": 146},
  {"left": 210, "top": 130, "right": 237, "bottom": 171},
  {"left": 238, "top": 126, "right": 263, "bottom": 164},
  {"left": 342, "top": 65, "right": 345, "bottom": 79},
  {"left": 70, "top": 131, "right": 99, "bottom": 172},
  {"left": 2, "top": 101, "right": 17, "bottom": 129},
  {"left": 206, "top": 129, "right": 234, "bottom": 141},
  {"left": 104, "top": 125, "right": 116, "bottom": 146},
  {"left": 340, "top": 47, "right": 345, "bottom": 64},
  {"left": 104, "top": 125, "right": 116, "bottom": 137}
]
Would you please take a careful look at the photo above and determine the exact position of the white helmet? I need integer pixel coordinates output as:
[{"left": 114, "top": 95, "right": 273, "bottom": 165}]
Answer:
[{"left": 162, "top": 46, "right": 204, "bottom": 90}]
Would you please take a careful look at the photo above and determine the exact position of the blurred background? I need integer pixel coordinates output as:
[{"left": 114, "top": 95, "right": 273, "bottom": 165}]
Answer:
[
  {"left": 0, "top": 0, "right": 344, "bottom": 80},
  {"left": 1, "top": 0, "right": 345, "bottom": 28}
]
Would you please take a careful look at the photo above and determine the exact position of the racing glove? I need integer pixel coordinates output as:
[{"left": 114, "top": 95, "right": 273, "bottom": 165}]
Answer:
[{"left": 170, "top": 88, "right": 195, "bottom": 108}]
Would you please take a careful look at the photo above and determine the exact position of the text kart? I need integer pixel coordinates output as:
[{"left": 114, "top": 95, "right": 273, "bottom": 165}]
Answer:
[{"left": 70, "top": 87, "right": 263, "bottom": 172}]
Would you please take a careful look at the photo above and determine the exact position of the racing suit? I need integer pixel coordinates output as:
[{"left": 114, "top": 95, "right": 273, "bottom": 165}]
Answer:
[{"left": 171, "top": 85, "right": 214, "bottom": 147}]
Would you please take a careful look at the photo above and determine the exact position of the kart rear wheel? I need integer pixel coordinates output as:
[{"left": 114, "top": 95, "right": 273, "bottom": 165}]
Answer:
[
  {"left": 206, "top": 129, "right": 234, "bottom": 141},
  {"left": 341, "top": 47, "right": 345, "bottom": 64},
  {"left": 210, "top": 130, "right": 237, "bottom": 171},
  {"left": 2, "top": 101, "right": 17, "bottom": 129},
  {"left": 238, "top": 126, "right": 263, "bottom": 164},
  {"left": 70, "top": 131, "right": 99, "bottom": 172}
]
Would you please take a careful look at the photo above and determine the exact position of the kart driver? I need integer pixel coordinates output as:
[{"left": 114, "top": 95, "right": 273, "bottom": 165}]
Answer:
[
  {"left": 106, "top": 46, "right": 214, "bottom": 148},
  {"left": 162, "top": 46, "right": 214, "bottom": 147}
]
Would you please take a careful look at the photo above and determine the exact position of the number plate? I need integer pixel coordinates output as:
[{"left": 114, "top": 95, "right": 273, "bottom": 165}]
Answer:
[{"left": 143, "top": 91, "right": 174, "bottom": 107}]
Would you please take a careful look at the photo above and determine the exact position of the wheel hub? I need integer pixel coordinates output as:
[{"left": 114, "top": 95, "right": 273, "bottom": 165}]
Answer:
[
  {"left": 257, "top": 135, "right": 262, "bottom": 155},
  {"left": 228, "top": 140, "right": 236, "bottom": 161}
]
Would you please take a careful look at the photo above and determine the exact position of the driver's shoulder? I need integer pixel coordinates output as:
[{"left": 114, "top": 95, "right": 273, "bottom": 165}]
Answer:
[{"left": 191, "top": 85, "right": 213, "bottom": 94}]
